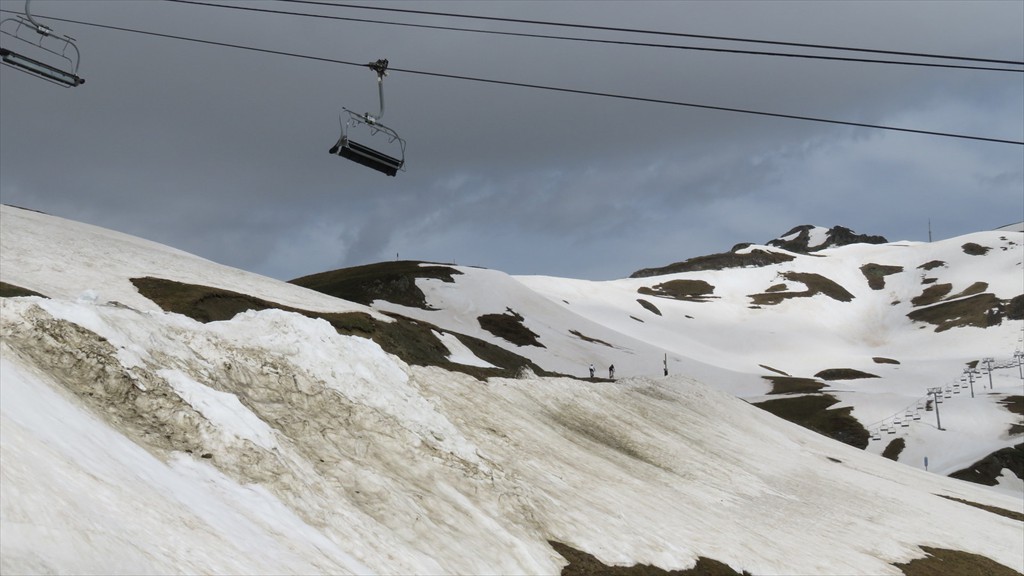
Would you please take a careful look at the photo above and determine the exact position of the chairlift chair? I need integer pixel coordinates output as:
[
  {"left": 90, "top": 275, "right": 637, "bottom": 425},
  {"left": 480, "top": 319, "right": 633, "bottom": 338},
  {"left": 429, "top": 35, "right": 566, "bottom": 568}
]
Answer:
[
  {"left": 0, "top": 0, "right": 83, "bottom": 87},
  {"left": 329, "top": 58, "right": 405, "bottom": 176}
]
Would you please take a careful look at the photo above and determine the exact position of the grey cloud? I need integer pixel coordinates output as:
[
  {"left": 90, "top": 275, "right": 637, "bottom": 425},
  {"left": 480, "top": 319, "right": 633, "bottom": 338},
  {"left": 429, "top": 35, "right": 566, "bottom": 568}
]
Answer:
[{"left": 2, "top": 0, "right": 1020, "bottom": 281}]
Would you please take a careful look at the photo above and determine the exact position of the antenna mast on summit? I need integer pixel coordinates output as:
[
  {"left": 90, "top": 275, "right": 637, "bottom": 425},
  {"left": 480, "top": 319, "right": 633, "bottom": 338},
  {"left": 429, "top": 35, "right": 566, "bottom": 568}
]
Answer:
[{"left": 928, "top": 219, "right": 932, "bottom": 242}]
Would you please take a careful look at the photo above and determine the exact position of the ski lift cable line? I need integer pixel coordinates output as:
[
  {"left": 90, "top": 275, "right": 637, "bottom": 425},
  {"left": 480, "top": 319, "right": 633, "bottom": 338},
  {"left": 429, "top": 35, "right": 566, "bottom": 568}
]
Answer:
[
  {"left": 279, "top": 0, "right": 1024, "bottom": 67},
  {"left": 160, "top": 0, "right": 1023, "bottom": 73},
  {"left": 0, "top": 9, "right": 364, "bottom": 66},
  {"left": 395, "top": 67, "right": 1024, "bottom": 145},
  {"left": 865, "top": 395, "right": 931, "bottom": 430},
  {"left": 9, "top": 10, "right": 1022, "bottom": 146}
]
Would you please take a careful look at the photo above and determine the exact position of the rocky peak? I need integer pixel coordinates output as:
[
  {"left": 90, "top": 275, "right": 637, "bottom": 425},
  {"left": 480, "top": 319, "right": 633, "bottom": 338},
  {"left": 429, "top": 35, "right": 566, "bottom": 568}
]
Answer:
[{"left": 768, "top": 225, "right": 887, "bottom": 254}]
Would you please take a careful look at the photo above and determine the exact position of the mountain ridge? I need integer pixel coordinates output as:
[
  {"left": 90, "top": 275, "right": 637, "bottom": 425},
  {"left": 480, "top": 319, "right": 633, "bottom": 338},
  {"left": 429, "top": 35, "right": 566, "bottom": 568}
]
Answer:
[
  {"left": 628, "top": 224, "right": 888, "bottom": 278},
  {"left": 310, "top": 224, "right": 1023, "bottom": 469}
]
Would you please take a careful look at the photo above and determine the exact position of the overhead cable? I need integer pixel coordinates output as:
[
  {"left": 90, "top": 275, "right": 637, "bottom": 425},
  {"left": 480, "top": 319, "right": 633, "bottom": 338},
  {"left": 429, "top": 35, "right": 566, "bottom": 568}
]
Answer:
[
  {"left": 390, "top": 66, "right": 1024, "bottom": 145},
  {"left": 7, "top": 10, "right": 1022, "bottom": 146},
  {"left": 280, "top": 0, "right": 1024, "bottom": 67},
  {"left": 162, "top": 0, "right": 1022, "bottom": 73}
]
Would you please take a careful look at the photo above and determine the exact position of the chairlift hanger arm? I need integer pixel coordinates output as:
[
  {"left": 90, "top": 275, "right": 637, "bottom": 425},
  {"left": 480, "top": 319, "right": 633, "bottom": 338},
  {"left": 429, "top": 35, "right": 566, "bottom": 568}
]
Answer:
[
  {"left": 362, "top": 58, "right": 388, "bottom": 122},
  {"left": 23, "top": 0, "right": 51, "bottom": 35}
]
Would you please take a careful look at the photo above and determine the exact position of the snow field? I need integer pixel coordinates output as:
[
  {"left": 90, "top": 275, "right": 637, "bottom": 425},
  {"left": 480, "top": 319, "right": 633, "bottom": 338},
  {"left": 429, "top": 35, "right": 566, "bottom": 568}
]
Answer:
[{"left": 1, "top": 204, "right": 1022, "bottom": 574}]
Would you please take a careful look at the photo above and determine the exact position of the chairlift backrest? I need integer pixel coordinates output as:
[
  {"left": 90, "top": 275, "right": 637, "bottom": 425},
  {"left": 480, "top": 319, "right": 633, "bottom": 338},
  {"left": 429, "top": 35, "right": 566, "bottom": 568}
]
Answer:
[{"left": 0, "top": 1, "right": 84, "bottom": 87}]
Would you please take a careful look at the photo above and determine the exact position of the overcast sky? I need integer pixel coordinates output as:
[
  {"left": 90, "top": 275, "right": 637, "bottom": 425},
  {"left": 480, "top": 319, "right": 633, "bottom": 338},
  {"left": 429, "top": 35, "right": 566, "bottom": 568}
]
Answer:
[{"left": 1, "top": 0, "right": 1021, "bottom": 281}]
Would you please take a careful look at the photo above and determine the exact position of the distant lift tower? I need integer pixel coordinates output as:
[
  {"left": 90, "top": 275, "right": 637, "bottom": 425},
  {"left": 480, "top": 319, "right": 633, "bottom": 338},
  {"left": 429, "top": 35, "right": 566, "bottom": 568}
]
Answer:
[
  {"left": 329, "top": 59, "right": 406, "bottom": 177},
  {"left": 0, "top": 0, "right": 84, "bottom": 87}
]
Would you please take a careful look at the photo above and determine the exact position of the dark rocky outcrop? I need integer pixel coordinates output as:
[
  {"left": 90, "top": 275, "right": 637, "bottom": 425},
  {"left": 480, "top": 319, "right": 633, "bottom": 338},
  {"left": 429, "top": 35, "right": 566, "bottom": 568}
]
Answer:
[
  {"left": 768, "top": 225, "right": 887, "bottom": 254},
  {"left": 630, "top": 249, "right": 794, "bottom": 278},
  {"left": 629, "top": 225, "right": 886, "bottom": 278}
]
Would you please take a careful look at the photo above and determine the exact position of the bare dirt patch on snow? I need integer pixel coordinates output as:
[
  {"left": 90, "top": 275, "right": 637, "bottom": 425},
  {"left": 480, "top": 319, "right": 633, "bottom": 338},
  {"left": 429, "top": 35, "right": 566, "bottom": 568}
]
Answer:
[
  {"left": 753, "top": 394, "right": 869, "bottom": 449},
  {"left": 478, "top": 308, "right": 544, "bottom": 348},
  {"left": 550, "top": 541, "right": 751, "bottom": 576},
  {"left": 636, "top": 299, "right": 662, "bottom": 316},
  {"left": 894, "top": 546, "right": 1022, "bottom": 576},
  {"left": 1001, "top": 396, "right": 1024, "bottom": 436},
  {"left": 637, "top": 279, "right": 717, "bottom": 302},
  {"left": 763, "top": 376, "right": 826, "bottom": 395},
  {"left": 630, "top": 249, "right": 794, "bottom": 278},
  {"left": 882, "top": 437, "right": 906, "bottom": 461},
  {"left": 289, "top": 260, "right": 462, "bottom": 309},
  {"left": 814, "top": 368, "right": 880, "bottom": 381},
  {"left": 949, "top": 443, "right": 1024, "bottom": 488},
  {"left": 962, "top": 242, "right": 992, "bottom": 256},
  {"left": 907, "top": 293, "right": 1007, "bottom": 332},
  {"left": 132, "top": 276, "right": 545, "bottom": 379},
  {"left": 860, "top": 263, "right": 904, "bottom": 290},
  {"left": 569, "top": 329, "right": 614, "bottom": 348},
  {"left": 936, "top": 496, "right": 1024, "bottom": 523},
  {"left": 0, "top": 282, "right": 46, "bottom": 299},
  {"left": 748, "top": 272, "right": 854, "bottom": 306}
]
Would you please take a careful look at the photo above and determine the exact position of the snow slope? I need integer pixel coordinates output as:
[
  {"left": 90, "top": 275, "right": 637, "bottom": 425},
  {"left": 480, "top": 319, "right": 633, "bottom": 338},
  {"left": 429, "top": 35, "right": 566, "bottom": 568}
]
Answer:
[
  {"left": 370, "top": 227, "right": 1023, "bottom": 488},
  {"left": 1, "top": 204, "right": 1022, "bottom": 575}
]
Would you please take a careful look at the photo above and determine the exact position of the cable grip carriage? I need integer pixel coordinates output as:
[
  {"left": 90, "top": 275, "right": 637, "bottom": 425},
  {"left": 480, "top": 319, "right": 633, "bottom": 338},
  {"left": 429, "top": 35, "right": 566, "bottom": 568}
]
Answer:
[
  {"left": 0, "top": 0, "right": 84, "bottom": 87},
  {"left": 329, "top": 58, "right": 406, "bottom": 177}
]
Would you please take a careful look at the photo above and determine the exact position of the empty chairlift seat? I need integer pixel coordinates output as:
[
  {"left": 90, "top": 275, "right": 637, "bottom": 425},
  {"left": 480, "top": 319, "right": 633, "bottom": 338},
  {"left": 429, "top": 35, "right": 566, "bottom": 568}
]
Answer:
[
  {"left": 0, "top": 1, "right": 84, "bottom": 87},
  {"left": 330, "top": 58, "right": 406, "bottom": 176},
  {"left": 332, "top": 136, "right": 403, "bottom": 177}
]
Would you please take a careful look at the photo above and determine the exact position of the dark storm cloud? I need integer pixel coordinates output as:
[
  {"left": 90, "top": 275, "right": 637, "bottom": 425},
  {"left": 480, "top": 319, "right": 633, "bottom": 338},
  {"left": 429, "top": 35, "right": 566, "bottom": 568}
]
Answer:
[{"left": 2, "top": 0, "right": 1021, "bottom": 281}]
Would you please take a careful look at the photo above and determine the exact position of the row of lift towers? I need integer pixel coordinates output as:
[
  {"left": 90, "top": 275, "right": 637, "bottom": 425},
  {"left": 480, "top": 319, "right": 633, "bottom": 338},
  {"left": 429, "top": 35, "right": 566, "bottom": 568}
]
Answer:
[
  {"left": 871, "top": 357, "right": 1014, "bottom": 441},
  {"left": 1, "top": 1, "right": 405, "bottom": 177}
]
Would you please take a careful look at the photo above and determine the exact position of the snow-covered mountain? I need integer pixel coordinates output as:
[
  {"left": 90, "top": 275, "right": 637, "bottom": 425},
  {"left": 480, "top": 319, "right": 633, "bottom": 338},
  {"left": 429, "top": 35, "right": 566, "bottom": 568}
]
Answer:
[
  {"left": 2, "top": 204, "right": 1022, "bottom": 575},
  {"left": 296, "top": 223, "right": 1023, "bottom": 480}
]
